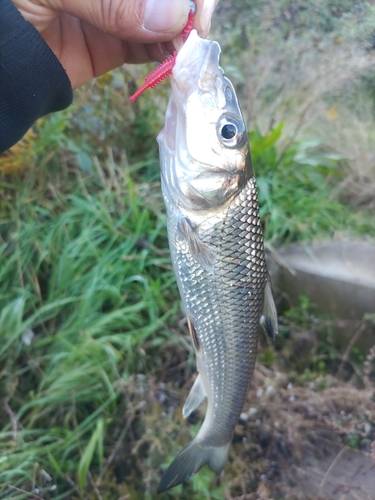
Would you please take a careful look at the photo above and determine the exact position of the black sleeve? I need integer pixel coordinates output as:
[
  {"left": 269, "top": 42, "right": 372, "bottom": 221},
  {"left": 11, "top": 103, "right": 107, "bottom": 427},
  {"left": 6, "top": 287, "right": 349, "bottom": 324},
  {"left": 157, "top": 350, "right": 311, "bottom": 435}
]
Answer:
[{"left": 0, "top": 0, "right": 73, "bottom": 153}]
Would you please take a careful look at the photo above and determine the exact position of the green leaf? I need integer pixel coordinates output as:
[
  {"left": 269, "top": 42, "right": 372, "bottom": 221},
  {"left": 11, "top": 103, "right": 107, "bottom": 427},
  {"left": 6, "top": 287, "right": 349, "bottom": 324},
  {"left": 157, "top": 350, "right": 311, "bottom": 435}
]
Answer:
[
  {"left": 48, "top": 451, "right": 64, "bottom": 478},
  {"left": 77, "top": 418, "right": 105, "bottom": 491},
  {"left": 262, "top": 121, "right": 284, "bottom": 148}
]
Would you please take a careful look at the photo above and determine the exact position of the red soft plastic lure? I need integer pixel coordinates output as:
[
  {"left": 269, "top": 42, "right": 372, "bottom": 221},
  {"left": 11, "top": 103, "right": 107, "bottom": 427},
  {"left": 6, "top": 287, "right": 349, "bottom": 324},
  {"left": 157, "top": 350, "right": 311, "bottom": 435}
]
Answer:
[{"left": 129, "top": 8, "right": 195, "bottom": 102}]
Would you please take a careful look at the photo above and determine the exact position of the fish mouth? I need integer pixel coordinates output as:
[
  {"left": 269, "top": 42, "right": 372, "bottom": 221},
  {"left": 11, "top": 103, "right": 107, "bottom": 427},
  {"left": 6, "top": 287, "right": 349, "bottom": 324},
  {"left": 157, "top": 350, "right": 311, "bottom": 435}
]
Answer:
[
  {"left": 171, "top": 30, "right": 222, "bottom": 99},
  {"left": 159, "top": 30, "right": 223, "bottom": 171},
  {"left": 161, "top": 30, "right": 226, "bottom": 160}
]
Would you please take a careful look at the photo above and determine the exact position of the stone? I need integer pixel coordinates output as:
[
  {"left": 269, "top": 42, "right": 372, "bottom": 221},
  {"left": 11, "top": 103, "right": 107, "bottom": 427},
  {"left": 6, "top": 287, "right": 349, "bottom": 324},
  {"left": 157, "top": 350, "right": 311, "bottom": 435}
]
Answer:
[{"left": 267, "top": 240, "right": 375, "bottom": 320}]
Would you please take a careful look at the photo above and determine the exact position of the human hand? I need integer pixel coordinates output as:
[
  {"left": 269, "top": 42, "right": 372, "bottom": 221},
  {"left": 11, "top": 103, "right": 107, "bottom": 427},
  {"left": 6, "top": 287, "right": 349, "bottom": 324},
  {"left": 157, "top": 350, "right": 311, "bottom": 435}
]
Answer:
[{"left": 12, "top": 0, "right": 218, "bottom": 89}]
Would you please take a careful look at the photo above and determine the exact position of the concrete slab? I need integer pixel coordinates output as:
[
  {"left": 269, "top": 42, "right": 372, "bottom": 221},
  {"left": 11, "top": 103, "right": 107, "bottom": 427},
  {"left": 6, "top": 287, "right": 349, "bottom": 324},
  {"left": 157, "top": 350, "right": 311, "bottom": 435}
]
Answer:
[
  {"left": 267, "top": 241, "right": 375, "bottom": 319},
  {"left": 294, "top": 437, "right": 375, "bottom": 500}
]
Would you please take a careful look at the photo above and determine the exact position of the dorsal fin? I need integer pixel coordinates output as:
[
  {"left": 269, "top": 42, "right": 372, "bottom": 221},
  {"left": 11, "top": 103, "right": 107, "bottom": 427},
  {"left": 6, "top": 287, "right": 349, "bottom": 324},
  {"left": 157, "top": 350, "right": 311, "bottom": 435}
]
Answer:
[
  {"left": 187, "top": 316, "right": 200, "bottom": 352},
  {"left": 260, "top": 276, "right": 278, "bottom": 341}
]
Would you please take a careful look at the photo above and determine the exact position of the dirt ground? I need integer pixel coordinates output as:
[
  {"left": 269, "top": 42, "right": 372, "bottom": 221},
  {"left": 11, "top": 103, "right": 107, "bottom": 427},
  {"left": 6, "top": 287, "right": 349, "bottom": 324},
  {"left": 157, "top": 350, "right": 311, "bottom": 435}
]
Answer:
[
  {"left": 106, "top": 320, "right": 375, "bottom": 500},
  {"left": 214, "top": 349, "right": 375, "bottom": 500}
]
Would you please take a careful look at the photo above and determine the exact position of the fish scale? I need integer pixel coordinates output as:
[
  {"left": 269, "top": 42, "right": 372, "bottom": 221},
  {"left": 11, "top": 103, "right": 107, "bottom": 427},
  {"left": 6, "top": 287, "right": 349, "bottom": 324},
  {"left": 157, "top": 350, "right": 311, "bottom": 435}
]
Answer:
[{"left": 163, "top": 177, "right": 266, "bottom": 446}]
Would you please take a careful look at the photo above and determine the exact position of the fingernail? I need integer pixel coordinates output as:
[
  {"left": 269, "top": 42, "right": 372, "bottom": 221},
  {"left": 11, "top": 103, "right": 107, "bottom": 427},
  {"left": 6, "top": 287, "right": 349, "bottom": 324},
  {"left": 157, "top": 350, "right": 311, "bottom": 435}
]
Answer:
[
  {"left": 198, "top": 0, "right": 218, "bottom": 37},
  {"left": 144, "top": 0, "right": 189, "bottom": 33}
]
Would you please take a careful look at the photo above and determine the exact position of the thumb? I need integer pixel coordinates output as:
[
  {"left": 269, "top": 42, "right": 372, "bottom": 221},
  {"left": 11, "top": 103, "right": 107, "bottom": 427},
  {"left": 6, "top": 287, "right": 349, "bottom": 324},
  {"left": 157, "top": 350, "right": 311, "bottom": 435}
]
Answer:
[{"left": 41, "top": 0, "right": 191, "bottom": 41}]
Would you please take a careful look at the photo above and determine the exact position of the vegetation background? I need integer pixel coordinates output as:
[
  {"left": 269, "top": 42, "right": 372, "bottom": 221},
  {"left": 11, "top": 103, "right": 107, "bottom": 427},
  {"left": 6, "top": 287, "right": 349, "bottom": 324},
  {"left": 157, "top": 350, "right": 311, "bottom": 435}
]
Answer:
[{"left": 0, "top": 1, "right": 375, "bottom": 499}]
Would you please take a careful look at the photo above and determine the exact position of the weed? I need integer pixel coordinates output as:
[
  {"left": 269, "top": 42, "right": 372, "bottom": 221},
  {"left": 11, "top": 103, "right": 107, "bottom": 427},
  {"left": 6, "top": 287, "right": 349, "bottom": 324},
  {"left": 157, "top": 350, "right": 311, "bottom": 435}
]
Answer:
[
  {"left": 252, "top": 123, "right": 374, "bottom": 244},
  {"left": 0, "top": 152, "right": 178, "bottom": 497},
  {"left": 213, "top": 1, "right": 375, "bottom": 216},
  {"left": 282, "top": 295, "right": 318, "bottom": 328}
]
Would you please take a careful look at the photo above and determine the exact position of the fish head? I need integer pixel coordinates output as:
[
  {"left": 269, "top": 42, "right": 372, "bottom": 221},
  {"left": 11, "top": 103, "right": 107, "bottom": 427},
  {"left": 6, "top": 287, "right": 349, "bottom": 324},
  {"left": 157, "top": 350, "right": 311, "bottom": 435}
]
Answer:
[{"left": 158, "top": 30, "right": 253, "bottom": 213}]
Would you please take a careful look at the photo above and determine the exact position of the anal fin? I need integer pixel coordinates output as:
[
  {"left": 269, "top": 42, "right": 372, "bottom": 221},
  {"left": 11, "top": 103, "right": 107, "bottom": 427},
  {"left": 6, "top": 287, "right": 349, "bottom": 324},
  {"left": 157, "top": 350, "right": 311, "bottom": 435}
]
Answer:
[{"left": 182, "top": 374, "right": 206, "bottom": 419}]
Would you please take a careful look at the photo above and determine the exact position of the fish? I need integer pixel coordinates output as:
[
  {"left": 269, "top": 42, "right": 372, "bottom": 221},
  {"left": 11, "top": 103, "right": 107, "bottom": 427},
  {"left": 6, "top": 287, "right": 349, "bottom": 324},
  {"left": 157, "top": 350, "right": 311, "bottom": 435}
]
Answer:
[{"left": 157, "top": 29, "right": 278, "bottom": 493}]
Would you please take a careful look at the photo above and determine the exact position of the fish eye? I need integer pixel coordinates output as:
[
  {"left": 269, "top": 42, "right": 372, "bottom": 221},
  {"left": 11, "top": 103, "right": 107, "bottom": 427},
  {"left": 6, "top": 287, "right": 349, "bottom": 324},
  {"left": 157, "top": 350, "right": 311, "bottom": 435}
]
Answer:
[
  {"left": 217, "top": 114, "right": 245, "bottom": 148},
  {"left": 221, "top": 124, "right": 236, "bottom": 140}
]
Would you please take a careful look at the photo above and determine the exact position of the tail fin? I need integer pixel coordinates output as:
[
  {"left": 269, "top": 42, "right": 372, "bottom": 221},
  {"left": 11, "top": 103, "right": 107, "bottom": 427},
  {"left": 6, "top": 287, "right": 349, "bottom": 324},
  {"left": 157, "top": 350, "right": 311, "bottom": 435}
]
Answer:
[{"left": 157, "top": 438, "right": 230, "bottom": 493}]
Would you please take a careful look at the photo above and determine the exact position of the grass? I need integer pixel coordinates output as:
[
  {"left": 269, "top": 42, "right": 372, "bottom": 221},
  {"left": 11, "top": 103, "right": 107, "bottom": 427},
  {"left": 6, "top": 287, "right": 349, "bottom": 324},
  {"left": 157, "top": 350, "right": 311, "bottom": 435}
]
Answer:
[
  {"left": 0, "top": 151, "right": 180, "bottom": 498},
  {"left": 251, "top": 123, "right": 374, "bottom": 243},
  {"left": 0, "top": 106, "right": 374, "bottom": 498}
]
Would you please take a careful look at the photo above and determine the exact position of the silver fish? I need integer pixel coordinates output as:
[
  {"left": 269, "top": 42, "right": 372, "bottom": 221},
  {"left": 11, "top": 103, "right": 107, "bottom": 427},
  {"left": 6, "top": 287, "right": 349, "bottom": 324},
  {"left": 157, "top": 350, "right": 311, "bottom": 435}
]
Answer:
[{"left": 157, "top": 30, "right": 278, "bottom": 493}]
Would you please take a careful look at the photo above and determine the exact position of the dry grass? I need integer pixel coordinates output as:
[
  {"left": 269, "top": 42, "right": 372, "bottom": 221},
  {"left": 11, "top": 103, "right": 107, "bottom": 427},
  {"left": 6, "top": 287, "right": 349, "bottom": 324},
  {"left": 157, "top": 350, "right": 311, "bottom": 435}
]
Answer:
[
  {"left": 239, "top": 40, "right": 375, "bottom": 212},
  {"left": 212, "top": 2, "right": 375, "bottom": 214},
  {"left": 0, "top": 129, "right": 36, "bottom": 173},
  {"left": 311, "top": 105, "right": 375, "bottom": 212},
  {"left": 148, "top": 328, "right": 375, "bottom": 500}
]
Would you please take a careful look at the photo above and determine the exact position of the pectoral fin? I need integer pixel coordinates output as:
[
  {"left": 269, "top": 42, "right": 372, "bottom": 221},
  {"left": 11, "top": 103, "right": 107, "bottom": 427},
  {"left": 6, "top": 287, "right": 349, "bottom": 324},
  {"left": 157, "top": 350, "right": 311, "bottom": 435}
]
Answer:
[
  {"left": 182, "top": 374, "right": 206, "bottom": 419},
  {"left": 260, "top": 277, "right": 278, "bottom": 341},
  {"left": 178, "top": 217, "right": 216, "bottom": 274},
  {"left": 187, "top": 316, "right": 200, "bottom": 352}
]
